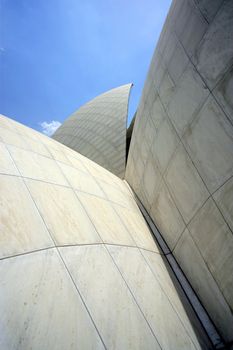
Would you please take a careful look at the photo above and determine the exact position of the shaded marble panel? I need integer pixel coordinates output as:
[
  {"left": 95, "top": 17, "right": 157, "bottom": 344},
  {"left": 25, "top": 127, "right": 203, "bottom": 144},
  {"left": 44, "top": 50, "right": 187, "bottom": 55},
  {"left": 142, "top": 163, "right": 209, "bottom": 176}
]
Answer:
[
  {"left": 167, "top": 62, "right": 209, "bottom": 137},
  {"left": 183, "top": 95, "right": 233, "bottom": 193},
  {"left": 188, "top": 198, "right": 233, "bottom": 309},
  {"left": 213, "top": 176, "right": 233, "bottom": 232},
  {"left": 194, "top": 0, "right": 233, "bottom": 89},
  {"left": 174, "top": 229, "right": 233, "bottom": 342},
  {"left": 165, "top": 144, "right": 209, "bottom": 224},
  {"left": 150, "top": 180, "right": 185, "bottom": 250}
]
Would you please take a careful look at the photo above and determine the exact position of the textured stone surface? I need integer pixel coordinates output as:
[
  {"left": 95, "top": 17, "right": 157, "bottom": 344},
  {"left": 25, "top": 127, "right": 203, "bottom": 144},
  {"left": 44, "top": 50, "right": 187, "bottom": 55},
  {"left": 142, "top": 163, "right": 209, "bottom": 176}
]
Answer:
[
  {"left": 0, "top": 249, "right": 105, "bottom": 350},
  {"left": 213, "top": 65, "right": 233, "bottom": 124},
  {"left": 213, "top": 176, "right": 233, "bottom": 232},
  {"left": 0, "top": 175, "right": 53, "bottom": 259},
  {"left": 60, "top": 245, "right": 160, "bottom": 350},
  {"left": 113, "top": 205, "right": 159, "bottom": 252},
  {"left": 9, "top": 145, "right": 68, "bottom": 186},
  {"left": 165, "top": 144, "right": 209, "bottom": 224},
  {"left": 174, "top": 229, "right": 233, "bottom": 342},
  {"left": 142, "top": 249, "right": 212, "bottom": 350},
  {"left": 125, "top": 0, "right": 233, "bottom": 343},
  {"left": 78, "top": 192, "right": 136, "bottom": 246},
  {"left": 193, "top": 0, "right": 233, "bottom": 89},
  {"left": 151, "top": 117, "right": 179, "bottom": 174},
  {"left": 142, "top": 155, "right": 162, "bottom": 206},
  {"left": 167, "top": 62, "right": 209, "bottom": 137},
  {"left": 150, "top": 180, "right": 185, "bottom": 250},
  {"left": 108, "top": 245, "right": 201, "bottom": 350},
  {"left": 183, "top": 95, "right": 233, "bottom": 194},
  {"left": 188, "top": 198, "right": 233, "bottom": 310},
  {"left": 26, "top": 180, "right": 101, "bottom": 246},
  {"left": 53, "top": 84, "right": 132, "bottom": 178},
  {"left": 193, "top": 0, "right": 224, "bottom": 23},
  {"left": 0, "top": 142, "right": 19, "bottom": 175}
]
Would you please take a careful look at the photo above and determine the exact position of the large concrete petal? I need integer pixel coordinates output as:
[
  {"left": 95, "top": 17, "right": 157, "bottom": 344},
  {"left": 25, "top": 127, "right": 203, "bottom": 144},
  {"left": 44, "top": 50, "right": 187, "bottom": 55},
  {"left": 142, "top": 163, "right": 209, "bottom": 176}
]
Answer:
[
  {"left": 53, "top": 84, "right": 133, "bottom": 178},
  {"left": 125, "top": 2, "right": 233, "bottom": 343}
]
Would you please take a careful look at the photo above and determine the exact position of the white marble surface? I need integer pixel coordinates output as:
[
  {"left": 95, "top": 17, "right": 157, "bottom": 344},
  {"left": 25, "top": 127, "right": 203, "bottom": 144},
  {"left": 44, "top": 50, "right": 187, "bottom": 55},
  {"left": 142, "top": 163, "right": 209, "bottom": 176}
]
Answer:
[
  {"left": 0, "top": 175, "right": 53, "bottom": 258},
  {"left": 58, "top": 161, "right": 105, "bottom": 197},
  {"left": 0, "top": 249, "right": 104, "bottom": 350},
  {"left": 60, "top": 245, "right": 161, "bottom": 350},
  {"left": 26, "top": 179, "right": 101, "bottom": 246},
  {"left": 8, "top": 145, "right": 68, "bottom": 186},
  {"left": 108, "top": 245, "right": 201, "bottom": 350},
  {"left": 78, "top": 192, "right": 136, "bottom": 246},
  {"left": 114, "top": 205, "right": 159, "bottom": 252},
  {"left": 142, "top": 249, "right": 212, "bottom": 350},
  {"left": 0, "top": 142, "right": 19, "bottom": 175}
]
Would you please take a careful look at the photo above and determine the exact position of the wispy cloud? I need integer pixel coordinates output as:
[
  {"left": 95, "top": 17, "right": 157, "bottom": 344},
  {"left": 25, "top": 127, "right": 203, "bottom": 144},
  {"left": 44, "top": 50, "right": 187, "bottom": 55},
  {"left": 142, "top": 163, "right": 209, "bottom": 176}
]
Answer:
[{"left": 40, "top": 120, "right": 61, "bottom": 136}]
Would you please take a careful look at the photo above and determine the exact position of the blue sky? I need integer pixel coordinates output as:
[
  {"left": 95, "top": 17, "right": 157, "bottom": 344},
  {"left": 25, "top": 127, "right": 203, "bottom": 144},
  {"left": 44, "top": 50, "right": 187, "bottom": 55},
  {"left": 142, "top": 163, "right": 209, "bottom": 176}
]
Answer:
[{"left": 0, "top": 0, "right": 171, "bottom": 135}]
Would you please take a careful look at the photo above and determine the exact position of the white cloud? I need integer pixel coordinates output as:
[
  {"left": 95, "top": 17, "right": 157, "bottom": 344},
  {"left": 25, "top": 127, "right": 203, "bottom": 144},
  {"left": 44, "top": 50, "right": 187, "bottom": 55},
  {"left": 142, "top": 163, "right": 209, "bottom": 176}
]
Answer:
[{"left": 40, "top": 120, "right": 61, "bottom": 136}]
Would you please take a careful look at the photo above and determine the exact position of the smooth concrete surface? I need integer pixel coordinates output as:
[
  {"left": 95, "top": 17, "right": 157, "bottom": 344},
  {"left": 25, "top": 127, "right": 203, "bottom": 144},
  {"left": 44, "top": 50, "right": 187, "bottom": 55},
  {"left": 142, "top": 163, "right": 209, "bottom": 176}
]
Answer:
[
  {"left": 0, "top": 114, "right": 211, "bottom": 349},
  {"left": 53, "top": 84, "right": 132, "bottom": 178},
  {"left": 125, "top": 0, "right": 233, "bottom": 344}
]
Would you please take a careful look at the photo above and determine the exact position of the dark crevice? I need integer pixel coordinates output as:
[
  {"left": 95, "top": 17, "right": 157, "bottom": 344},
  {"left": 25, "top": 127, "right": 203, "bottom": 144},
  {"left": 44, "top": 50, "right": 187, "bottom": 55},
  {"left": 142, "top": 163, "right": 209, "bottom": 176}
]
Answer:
[{"left": 126, "top": 112, "right": 136, "bottom": 163}]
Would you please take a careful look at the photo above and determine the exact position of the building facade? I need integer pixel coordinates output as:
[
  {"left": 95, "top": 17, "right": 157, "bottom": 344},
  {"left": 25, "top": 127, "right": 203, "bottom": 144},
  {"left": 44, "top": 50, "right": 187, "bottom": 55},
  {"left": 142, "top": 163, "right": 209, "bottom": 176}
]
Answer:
[
  {"left": 1, "top": 0, "right": 233, "bottom": 349},
  {"left": 126, "top": 0, "right": 233, "bottom": 345}
]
